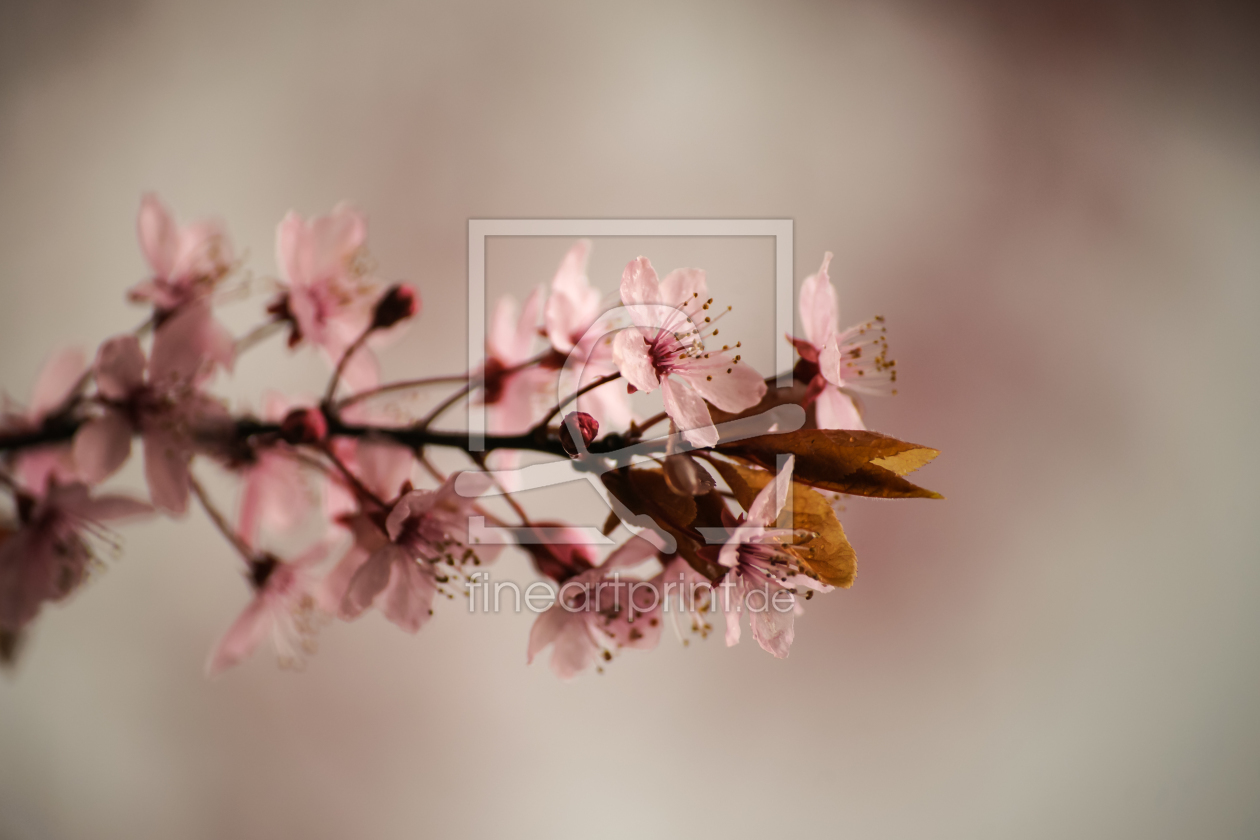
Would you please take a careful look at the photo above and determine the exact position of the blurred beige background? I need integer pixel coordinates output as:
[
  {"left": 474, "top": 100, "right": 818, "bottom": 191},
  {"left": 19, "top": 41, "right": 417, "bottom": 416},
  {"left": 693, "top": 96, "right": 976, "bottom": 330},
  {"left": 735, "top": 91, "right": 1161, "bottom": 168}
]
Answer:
[{"left": 2, "top": 1, "right": 1259, "bottom": 838}]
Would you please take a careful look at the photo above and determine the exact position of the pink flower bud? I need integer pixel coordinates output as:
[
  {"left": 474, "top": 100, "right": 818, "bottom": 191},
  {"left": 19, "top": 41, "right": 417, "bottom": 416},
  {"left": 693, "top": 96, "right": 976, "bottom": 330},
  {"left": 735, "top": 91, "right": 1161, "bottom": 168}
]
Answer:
[
  {"left": 558, "top": 412, "right": 598, "bottom": 458},
  {"left": 371, "top": 284, "right": 419, "bottom": 330},
  {"left": 279, "top": 407, "right": 327, "bottom": 445}
]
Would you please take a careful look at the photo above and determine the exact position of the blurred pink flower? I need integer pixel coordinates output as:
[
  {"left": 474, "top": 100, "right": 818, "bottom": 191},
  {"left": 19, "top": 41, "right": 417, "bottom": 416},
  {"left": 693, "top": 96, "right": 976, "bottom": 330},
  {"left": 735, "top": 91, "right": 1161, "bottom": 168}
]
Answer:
[
  {"left": 612, "top": 257, "right": 765, "bottom": 447},
  {"left": 482, "top": 288, "right": 550, "bottom": 434},
  {"left": 527, "top": 534, "right": 663, "bottom": 679},
  {"left": 236, "top": 394, "right": 318, "bottom": 545},
  {"left": 128, "top": 193, "right": 233, "bottom": 312},
  {"left": 1, "top": 347, "right": 87, "bottom": 491},
  {"left": 543, "top": 241, "right": 630, "bottom": 432},
  {"left": 0, "top": 481, "right": 152, "bottom": 635},
  {"left": 205, "top": 541, "right": 330, "bottom": 676},
  {"left": 73, "top": 334, "right": 230, "bottom": 514},
  {"left": 333, "top": 472, "right": 492, "bottom": 633},
  {"left": 273, "top": 204, "right": 382, "bottom": 390},
  {"left": 790, "top": 253, "right": 895, "bottom": 430},
  {"left": 716, "top": 455, "right": 831, "bottom": 658}
]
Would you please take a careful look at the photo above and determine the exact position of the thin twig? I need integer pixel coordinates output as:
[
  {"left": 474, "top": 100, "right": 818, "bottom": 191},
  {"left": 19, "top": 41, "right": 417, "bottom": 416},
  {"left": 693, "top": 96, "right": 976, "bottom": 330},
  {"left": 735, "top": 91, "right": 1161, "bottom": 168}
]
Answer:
[
  {"left": 533, "top": 371, "right": 621, "bottom": 431},
  {"left": 319, "top": 442, "right": 390, "bottom": 511},
  {"left": 416, "top": 383, "right": 473, "bottom": 431},
  {"left": 188, "top": 473, "right": 255, "bottom": 564},
  {"left": 323, "top": 326, "right": 374, "bottom": 405},
  {"left": 335, "top": 374, "right": 470, "bottom": 411}
]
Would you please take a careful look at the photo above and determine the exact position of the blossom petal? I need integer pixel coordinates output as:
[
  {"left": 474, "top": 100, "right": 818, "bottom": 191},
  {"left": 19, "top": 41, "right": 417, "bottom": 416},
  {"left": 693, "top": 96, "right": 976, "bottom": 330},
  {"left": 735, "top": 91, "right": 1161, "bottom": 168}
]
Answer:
[
  {"left": 276, "top": 211, "right": 309, "bottom": 287},
  {"left": 205, "top": 595, "right": 272, "bottom": 676},
  {"left": 723, "top": 579, "right": 743, "bottom": 647},
  {"left": 681, "top": 355, "right": 766, "bottom": 413},
  {"left": 659, "top": 268, "right": 707, "bottom": 312},
  {"left": 799, "top": 252, "right": 837, "bottom": 347},
  {"left": 385, "top": 490, "right": 438, "bottom": 542},
  {"left": 611, "top": 328, "right": 660, "bottom": 393},
  {"left": 94, "top": 336, "right": 146, "bottom": 401},
  {"left": 380, "top": 555, "right": 435, "bottom": 633},
  {"left": 619, "top": 257, "right": 661, "bottom": 307},
  {"left": 30, "top": 347, "right": 86, "bottom": 420},
  {"left": 544, "top": 240, "right": 597, "bottom": 353},
  {"left": 78, "top": 493, "right": 154, "bottom": 522},
  {"left": 818, "top": 339, "right": 842, "bottom": 388},
  {"left": 749, "top": 590, "right": 796, "bottom": 658},
  {"left": 661, "top": 377, "right": 717, "bottom": 448},
  {"left": 138, "top": 193, "right": 178, "bottom": 280},
  {"left": 747, "top": 455, "right": 794, "bottom": 526},
  {"left": 73, "top": 410, "right": 133, "bottom": 484},
  {"left": 550, "top": 620, "right": 599, "bottom": 679},
  {"left": 341, "top": 545, "right": 397, "bottom": 618},
  {"left": 142, "top": 429, "right": 190, "bottom": 514},
  {"left": 150, "top": 300, "right": 234, "bottom": 387},
  {"left": 814, "top": 384, "right": 864, "bottom": 431},
  {"left": 527, "top": 606, "right": 569, "bottom": 664}
]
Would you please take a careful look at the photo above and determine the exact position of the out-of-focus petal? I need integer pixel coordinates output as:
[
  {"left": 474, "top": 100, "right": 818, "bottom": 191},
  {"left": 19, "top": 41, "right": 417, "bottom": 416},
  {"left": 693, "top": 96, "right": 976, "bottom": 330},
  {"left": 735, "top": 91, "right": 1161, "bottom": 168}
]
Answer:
[
  {"left": 379, "top": 557, "right": 435, "bottom": 633},
  {"left": 142, "top": 429, "right": 190, "bottom": 514},
  {"left": 527, "top": 606, "right": 569, "bottom": 664},
  {"left": 544, "top": 240, "right": 597, "bottom": 353},
  {"left": 341, "top": 545, "right": 397, "bottom": 618},
  {"left": 749, "top": 594, "right": 795, "bottom": 658},
  {"left": 30, "top": 347, "right": 86, "bottom": 420},
  {"left": 94, "top": 336, "right": 146, "bottom": 401},
  {"left": 138, "top": 193, "right": 178, "bottom": 280},
  {"left": 205, "top": 595, "right": 272, "bottom": 676},
  {"left": 549, "top": 620, "right": 598, "bottom": 679},
  {"left": 73, "top": 410, "right": 133, "bottom": 484},
  {"left": 150, "top": 300, "right": 233, "bottom": 387}
]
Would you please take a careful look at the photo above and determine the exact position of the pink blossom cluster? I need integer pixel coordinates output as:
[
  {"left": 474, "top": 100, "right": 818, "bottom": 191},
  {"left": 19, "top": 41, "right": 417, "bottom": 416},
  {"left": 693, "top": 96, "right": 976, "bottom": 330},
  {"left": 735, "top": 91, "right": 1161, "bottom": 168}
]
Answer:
[{"left": 0, "top": 195, "right": 923, "bottom": 679}]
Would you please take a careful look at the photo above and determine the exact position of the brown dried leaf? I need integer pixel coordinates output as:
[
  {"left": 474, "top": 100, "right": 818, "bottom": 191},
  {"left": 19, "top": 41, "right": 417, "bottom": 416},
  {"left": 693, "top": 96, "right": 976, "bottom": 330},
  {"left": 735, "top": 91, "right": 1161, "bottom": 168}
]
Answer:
[
  {"left": 710, "top": 458, "right": 857, "bottom": 588},
  {"left": 718, "top": 428, "right": 942, "bottom": 499},
  {"left": 600, "top": 468, "right": 725, "bottom": 580}
]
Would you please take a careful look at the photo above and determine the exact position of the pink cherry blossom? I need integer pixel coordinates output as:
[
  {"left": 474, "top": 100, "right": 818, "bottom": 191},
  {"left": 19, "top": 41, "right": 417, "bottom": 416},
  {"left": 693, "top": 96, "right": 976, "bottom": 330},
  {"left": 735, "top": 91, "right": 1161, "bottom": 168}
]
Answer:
[
  {"left": 612, "top": 257, "right": 766, "bottom": 447},
  {"left": 73, "top": 334, "right": 230, "bottom": 514},
  {"left": 790, "top": 253, "right": 896, "bottom": 430},
  {"left": 544, "top": 240, "right": 600, "bottom": 355},
  {"left": 0, "top": 481, "right": 152, "bottom": 635},
  {"left": 527, "top": 535, "right": 663, "bottom": 679},
  {"left": 1, "top": 347, "right": 87, "bottom": 491},
  {"left": 205, "top": 541, "right": 330, "bottom": 676},
  {"left": 543, "top": 241, "right": 631, "bottom": 432},
  {"left": 236, "top": 394, "right": 318, "bottom": 545},
  {"left": 128, "top": 193, "right": 233, "bottom": 312},
  {"left": 716, "top": 455, "right": 832, "bottom": 658},
  {"left": 334, "top": 472, "right": 493, "bottom": 633},
  {"left": 273, "top": 204, "right": 383, "bottom": 391},
  {"left": 482, "top": 288, "right": 550, "bottom": 434}
]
